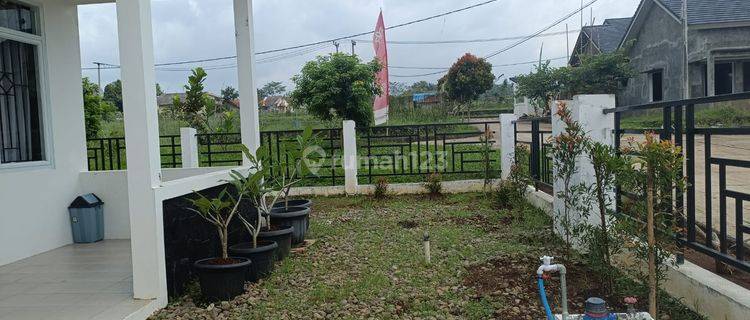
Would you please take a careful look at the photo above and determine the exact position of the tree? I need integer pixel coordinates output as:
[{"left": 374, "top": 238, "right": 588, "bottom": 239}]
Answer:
[
  {"left": 390, "top": 82, "right": 408, "bottom": 96},
  {"left": 82, "top": 77, "right": 115, "bottom": 139},
  {"left": 291, "top": 53, "right": 381, "bottom": 127},
  {"left": 103, "top": 80, "right": 122, "bottom": 111},
  {"left": 104, "top": 79, "right": 166, "bottom": 111},
  {"left": 257, "top": 81, "right": 286, "bottom": 101},
  {"left": 221, "top": 86, "right": 239, "bottom": 107},
  {"left": 441, "top": 53, "right": 495, "bottom": 104},
  {"left": 156, "top": 83, "right": 164, "bottom": 96},
  {"left": 514, "top": 50, "right": 634, "bottom": 114},
  {"left": 172, "top": 67, "right": 212, "bottom": 131},
  {"left": 409, "top": 80, "right": 437, "bottom": 94}
]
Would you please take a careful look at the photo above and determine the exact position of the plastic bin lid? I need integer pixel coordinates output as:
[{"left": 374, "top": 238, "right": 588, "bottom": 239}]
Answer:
[{"left": 69, "top": 193, "right": 103, "bottom": 208}]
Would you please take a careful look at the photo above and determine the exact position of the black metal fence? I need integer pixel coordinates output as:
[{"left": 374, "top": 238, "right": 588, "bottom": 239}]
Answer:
[
  {"left": 607, "top": 92, "right": 750, "bottom": 273},
  {"left": 87, "top": 135, "right": 182, "bottom": 170},
  {"left": 513, "top": 117, "right": 553, "bottom": 194},
  {"left": 357, "top": 121, "right": 499, "bottom": 184}
]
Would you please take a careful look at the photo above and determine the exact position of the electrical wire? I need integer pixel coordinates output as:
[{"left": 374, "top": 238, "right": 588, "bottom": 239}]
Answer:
[
  {"left": 390, "top": 56, "right": 568, "bottom": 77},
  {"left": 82, "top": 0, "right": 499, "bottom": 70},
  {"left": 483, "top": 0, "right": 599, "bottom": 59},
  {"left": 350, "top": 29, "right": 579, "bottom": 45}
]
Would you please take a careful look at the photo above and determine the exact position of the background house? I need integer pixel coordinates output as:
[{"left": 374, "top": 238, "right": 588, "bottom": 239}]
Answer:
[
  {"left": 156, "top": 92, "right": 238, "bottom": 112},
  {"left": 568, "top": 17, "right": 632, "bottom": 66},
  {"left": 260, "top": 95, "right": 292, "bottom": 112},
  {"left": 617, "top": 0, "right": 750, "bottom": 106}
]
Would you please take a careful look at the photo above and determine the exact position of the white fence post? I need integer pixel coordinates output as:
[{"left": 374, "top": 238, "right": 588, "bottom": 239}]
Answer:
[
  {"left": 500, "top": 113, "right": 518, "bottom": 180},
  {"left": 551, "top": 94, "right": 616, "bottom": 232},
  {"left": 180, "top": 127, "right": 199, "bottom": 168},
  {"left": 343, "top": 120, "right": 358, "bottom": 194}
]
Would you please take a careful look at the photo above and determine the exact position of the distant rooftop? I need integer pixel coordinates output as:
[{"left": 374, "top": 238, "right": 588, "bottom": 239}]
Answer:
[{"left": 583, "top": 17, "right": 632, "bottom": 54}]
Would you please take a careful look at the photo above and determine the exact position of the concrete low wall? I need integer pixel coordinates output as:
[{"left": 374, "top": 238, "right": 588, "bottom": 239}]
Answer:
[
  {"left": 523, "top": 187, "right": 750, "bottom": 320},
  {"left": 288, "top": 179, "right": 497, "bottom": 197}
]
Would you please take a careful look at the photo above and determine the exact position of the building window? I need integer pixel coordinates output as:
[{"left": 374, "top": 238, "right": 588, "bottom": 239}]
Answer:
[
  {"left": 714, "top": 62, "right": 733, "bottom": 95},
  {"left": 743, "top": 62, "right": 750, "bottom": 92},
  {"left": 0, "top": 1, "right": 44, "bottom": 165},
  {"left": 650, "top": 70, "right": 663, "bottom": 102}
]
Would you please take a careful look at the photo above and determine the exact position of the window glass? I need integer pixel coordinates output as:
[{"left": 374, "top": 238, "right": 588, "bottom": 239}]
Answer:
[
  {"left": 0, "top": 37, "right": 42, "bottom": 163},
  {"left": 0, "top": 1, "right": 36, "bottom": 35}
]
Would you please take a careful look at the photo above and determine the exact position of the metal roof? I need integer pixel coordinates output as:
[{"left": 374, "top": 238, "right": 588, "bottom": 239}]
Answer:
[{"left": 659, "top": 0, "right": 750, "bottom": 25}]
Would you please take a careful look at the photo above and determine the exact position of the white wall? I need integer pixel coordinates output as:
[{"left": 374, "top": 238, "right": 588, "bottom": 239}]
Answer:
[{"left": 0, "top": 2, "right": 87, "bottom": 266}]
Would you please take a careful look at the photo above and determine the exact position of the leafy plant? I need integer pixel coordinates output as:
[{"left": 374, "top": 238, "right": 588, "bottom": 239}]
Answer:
[
  {"left": 373, "top": 177, "right": 390, "bottom": 199},
  {"left": 618, "top": 133, "right": 686, "bottom": 318},
  {"left": 172, "top": 67, "right": 212, "bottom": 131},
  {"left": 508, "top": 145, "right": 532, "bottom": 199},
  {"left": 186, "top": 168, "right": 254, "bottom": 260},
  {"left": 423, "top": 172, "right": 443, "bottom": 196},
  {"left": 579, "top": 142, "right": 630, "bottom": 294},
  {"left": 233, "top": 146, "right": 282, "bottom": 248},
  {"left": 274, "top": 126, "right": 319, "bottom": 209},
  {"left": 479, "top": 128, "right": 495, "bottom": 193},
  {"left": 291, "top": 53, "right": 381, "bottom": 127},
  {"left": 550, "top": 101, "right": 590, "bottom": 257}
]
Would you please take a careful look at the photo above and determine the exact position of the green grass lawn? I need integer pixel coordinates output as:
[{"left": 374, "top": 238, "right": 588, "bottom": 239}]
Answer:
[
  {"left": 150, "top": 193, "right": 703, "bottom": 320},
  {"left": 621, "top": 104, "right": 750, "bottom": 129}
]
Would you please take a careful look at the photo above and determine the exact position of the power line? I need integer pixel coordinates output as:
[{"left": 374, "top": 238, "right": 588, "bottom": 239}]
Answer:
[
  {"left": 350, "top": 29, "right": 579, "bottom": 45},
  {"left": 82, "top": 0, "right": 500, "bottom": 70},
  {"left": 390, "top": 0, "right": 599, "bottom": 78},
  {"left": 484, "top": 0, "right": 599, "bottom": 59},
  {"left": 389, "top": 56, "right": 568, "bottom": 77}
]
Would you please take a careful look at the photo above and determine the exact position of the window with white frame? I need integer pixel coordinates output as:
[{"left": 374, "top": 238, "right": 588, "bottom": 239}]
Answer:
[{"left": 0, "top": 1, "right": 45, "bottom": 165}]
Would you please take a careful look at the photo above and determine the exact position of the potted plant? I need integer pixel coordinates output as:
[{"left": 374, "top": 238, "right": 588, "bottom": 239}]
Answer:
[
  {"left": 228, "top": 148, "right": 280, "bottom": 282},
  {"left": 269, "top": 127, "right": 316, "bottom": 244},
  {"left": 187, "top": 187, "right": 251, "bottom": 301}
]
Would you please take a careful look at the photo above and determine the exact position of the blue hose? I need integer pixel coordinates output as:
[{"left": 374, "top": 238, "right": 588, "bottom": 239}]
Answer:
[{"left": 538, "top": 276, "right": 555, "bottom": 320}]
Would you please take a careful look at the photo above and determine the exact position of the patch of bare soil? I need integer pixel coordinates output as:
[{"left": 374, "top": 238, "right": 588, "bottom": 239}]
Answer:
[
  {"left": 463, "top": 253, "right": 643, "bottom": 319},
  {"left": 398, "top": 220, "right": 418, "bottom": 229}
]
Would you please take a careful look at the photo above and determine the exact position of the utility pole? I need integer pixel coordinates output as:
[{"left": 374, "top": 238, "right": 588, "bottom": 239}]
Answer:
[
  {"left": 682, "top": 0, "right": 690, "bottom": 99},
  {"left": 565, "top": 24, "right": 570, "bottom": 64},
  {"left": 351, "top": 40, "right": 357, "bottom": 55},
  {"left": 92, "top": 62, "right": 105, "bottom": 95},
  {"left": 333, "top": 41, "right": 340, "bottom": 53}
]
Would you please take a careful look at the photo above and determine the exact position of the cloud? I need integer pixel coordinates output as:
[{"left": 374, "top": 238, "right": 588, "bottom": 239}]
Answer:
[{"left": 78, "top": 0, "right": 640, "bottom": 94}]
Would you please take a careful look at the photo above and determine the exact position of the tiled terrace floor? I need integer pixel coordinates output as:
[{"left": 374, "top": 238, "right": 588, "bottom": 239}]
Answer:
[{"left": 0, "top": 240, "right": 151, "bottom": 320}]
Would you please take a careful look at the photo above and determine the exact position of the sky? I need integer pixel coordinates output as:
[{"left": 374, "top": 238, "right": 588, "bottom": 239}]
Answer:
[{"left": 78, "top": 0, "right": 641, "bottom": 95}]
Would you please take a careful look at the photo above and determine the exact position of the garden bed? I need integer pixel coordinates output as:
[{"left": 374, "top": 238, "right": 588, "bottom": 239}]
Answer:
[{"left": 151, "top": 193, "right": 703, "bottom": 319}]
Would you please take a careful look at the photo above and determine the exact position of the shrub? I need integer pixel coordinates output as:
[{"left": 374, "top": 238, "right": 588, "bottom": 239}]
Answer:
[
  {"left": 423, "top": 173, "right": 443, "bottom": 196},
  {"left": 373, "top": 177, "right": 389, "bottom": 199},
  {"left": 493, "top": 180, "right": 519, "bottom": 210}
]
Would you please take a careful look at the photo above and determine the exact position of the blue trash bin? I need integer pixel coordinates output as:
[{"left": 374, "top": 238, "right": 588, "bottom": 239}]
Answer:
[{"left": 68, "top": 194, "right": 104, "bottom": 243}]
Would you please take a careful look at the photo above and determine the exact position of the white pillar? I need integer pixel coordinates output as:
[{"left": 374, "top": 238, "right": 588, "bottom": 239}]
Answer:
[
  {"left": 499, "top": 113, "right": 518, "bottom": 180},
  {"left": 180, "top": 127, "right": 199, "bottom": 168},
  {"left": 551, "top": 95, "right": 615, "bottom": 232},
  {"left": 116, "top": 0, "right": 167, "bottom": 302},
  {"left": 343, "top": 120, "right": 358, "bottom": 194},
  {"left": 233, "top": 0, "right": 261, "bottom": 162}
]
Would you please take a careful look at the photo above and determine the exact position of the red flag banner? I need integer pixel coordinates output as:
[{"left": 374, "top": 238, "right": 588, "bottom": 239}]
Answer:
[{"left": 372, "top": 10, "right": 389, "bottom": 125}]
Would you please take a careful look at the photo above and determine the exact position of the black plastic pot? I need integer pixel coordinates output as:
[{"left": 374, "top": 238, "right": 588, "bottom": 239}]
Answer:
[
  {"left": 258, "top": 225, "right": 294, "bottom": 261},
  {"left": 273, "top": 199, "right": 313, "bottom": 231},
  {"left": 270, "top": 206, "right": 310, "bottom": 244},
  {"left": 273, "top": 199, "right": 312, "bottom": 209},
  {"left": 229, "top": 241, "right": 278, "bottom": 282},
  {"left": 193, "top": 257, "right": 251, "bottom": 301}
]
